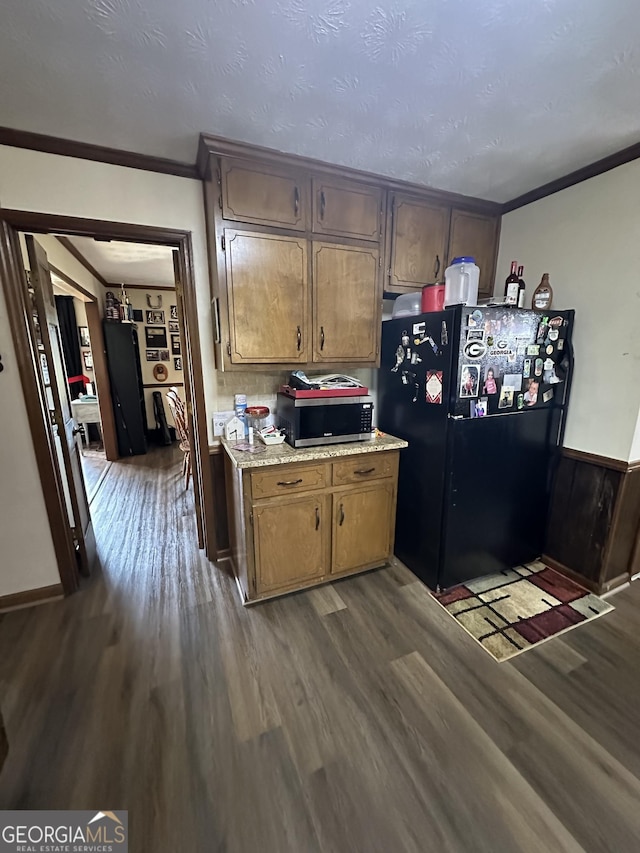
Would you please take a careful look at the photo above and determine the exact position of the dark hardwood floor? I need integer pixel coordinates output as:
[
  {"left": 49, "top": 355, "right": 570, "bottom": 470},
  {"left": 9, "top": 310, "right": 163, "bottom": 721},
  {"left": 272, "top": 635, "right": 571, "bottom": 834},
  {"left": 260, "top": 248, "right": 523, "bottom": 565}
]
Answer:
[{"left": 1, "top": 445, "right": 640, "bottom": 852}]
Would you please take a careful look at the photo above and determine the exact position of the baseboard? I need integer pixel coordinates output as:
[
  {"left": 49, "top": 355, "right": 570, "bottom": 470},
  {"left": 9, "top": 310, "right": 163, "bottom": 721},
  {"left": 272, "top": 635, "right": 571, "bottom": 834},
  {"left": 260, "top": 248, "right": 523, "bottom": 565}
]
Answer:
[
  {"left": 0, "top": 583, "right": 64, "bottom": 613},
  {"left": 541, "top": 554, "right": 599, "bottom": 594}
]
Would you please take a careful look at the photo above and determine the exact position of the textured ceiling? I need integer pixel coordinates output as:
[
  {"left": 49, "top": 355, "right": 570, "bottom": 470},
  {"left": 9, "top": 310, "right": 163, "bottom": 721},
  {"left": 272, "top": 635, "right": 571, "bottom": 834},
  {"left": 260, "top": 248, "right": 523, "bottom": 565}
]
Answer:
[
  {"left": 3, "top": 0, "right": 640, "bottom": 201},
  {"left": 66, "top": 237, "right": 176, "bottom": 287}
]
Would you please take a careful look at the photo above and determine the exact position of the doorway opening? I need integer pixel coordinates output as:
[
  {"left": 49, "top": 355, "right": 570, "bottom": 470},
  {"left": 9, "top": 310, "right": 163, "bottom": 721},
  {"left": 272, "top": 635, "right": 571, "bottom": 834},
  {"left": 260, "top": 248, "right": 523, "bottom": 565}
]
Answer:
[{"left": 0, "top": 210, "right": 219, "bottom": 598}]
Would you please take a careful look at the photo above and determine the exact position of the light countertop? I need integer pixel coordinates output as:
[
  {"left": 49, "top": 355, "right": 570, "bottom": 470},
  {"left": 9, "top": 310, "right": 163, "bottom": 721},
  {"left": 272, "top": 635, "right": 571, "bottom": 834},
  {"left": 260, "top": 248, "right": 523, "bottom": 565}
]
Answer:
[{"left": 222, "top": 434, "right": 408, "bottom": 470}]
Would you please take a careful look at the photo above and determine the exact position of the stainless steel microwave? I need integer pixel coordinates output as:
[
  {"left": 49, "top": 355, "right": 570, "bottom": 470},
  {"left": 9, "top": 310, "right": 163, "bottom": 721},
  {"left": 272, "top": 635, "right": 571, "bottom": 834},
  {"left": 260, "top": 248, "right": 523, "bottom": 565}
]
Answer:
[{"left": 276, "top": 393, "right": 374, "bottom": 448}]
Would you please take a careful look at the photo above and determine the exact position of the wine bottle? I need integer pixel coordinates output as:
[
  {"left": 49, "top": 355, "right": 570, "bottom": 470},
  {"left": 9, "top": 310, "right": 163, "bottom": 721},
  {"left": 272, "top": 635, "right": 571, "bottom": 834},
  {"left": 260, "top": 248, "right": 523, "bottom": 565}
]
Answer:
[
  {"left": 504, "top": 261, "right": 519, "bottom": 306},
  {"left": 517, "top": 265, "right": 526, "bottom": 308}
]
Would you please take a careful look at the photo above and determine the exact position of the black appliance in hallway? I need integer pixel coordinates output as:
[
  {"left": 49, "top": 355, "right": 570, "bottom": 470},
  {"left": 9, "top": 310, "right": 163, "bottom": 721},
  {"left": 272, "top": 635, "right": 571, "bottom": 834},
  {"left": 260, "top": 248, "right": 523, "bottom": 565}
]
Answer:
[
  {"left": 103, "top": 322, "right": 147, "bottom": 456},
  {"left": 377, "top": 305, "right": 574, "bottom": 591}
]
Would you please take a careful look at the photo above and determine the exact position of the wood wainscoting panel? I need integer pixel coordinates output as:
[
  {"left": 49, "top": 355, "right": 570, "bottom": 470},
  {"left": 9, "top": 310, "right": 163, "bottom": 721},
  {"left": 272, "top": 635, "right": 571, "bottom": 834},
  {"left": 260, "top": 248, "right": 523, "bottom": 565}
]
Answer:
[{"left": 545, "top": 450, "right": 640, "bottom": 594}]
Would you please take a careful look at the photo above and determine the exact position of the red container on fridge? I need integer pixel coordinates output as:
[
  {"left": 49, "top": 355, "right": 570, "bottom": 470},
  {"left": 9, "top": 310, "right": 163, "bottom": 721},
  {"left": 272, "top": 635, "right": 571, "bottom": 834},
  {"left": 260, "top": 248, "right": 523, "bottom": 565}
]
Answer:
[{"left": 421, "top": 284, "right": 445, "bottom": 313}]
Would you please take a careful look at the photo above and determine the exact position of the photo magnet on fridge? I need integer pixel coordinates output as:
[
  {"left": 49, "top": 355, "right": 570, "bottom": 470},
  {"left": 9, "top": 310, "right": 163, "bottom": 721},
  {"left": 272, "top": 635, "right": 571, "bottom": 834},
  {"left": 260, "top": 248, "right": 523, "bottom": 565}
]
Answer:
[
  {"left": 523, "top": 358, "right": 531, "bottom": 378},
  {"left": 543, "top": 388, "right": 554, "bottom": 403},
  {"left": 426, "top": 370, "right": 443, "bottom": 404},
  {"left": 503, "top": 374, "right": 523, "bottom": 392},
  {"left": 460, "top": 364, "right": 479, "bottom": 398},
  {"left": 466, "top": 329, "right": 485, "bottom": 341},
  {"left": 482, "top": 366, "right": 498, "bottom": 395},
  {"left": 498, "top": 387, "right": 514, "bottom": 409},
  {"left": 534, "top": 358, "right": 543, "bottom": 376},
  {"left": 524, "top": 378, "right": 540, "bottom": 406},
  {"left": 527, "top": 344, "right": 540, "bottom": 356},
  {"left": 471, "top": 397, "right": 488, "bottom": 418}
]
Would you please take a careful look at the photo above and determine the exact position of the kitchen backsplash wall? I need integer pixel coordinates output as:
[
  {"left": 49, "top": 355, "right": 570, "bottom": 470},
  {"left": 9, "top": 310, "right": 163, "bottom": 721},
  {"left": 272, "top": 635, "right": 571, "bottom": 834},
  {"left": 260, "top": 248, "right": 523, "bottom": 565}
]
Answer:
[{"left": 214, "top": 367, "right": 375, "bottom": 429}]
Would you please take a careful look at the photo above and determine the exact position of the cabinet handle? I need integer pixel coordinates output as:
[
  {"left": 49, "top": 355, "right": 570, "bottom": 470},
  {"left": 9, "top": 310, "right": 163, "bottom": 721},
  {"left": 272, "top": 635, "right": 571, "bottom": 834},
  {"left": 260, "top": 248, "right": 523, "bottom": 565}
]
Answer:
[
  {"left": 277, "top": 478, "right": 303, "bottom": 487},
  {"left": 320, "top": 326, "right": 325, "bottom": 351},
  {"left": 434, "top": 254, "right": 441, "bottom": 279},
  {"left": 339, "top": 503, "right": 345, "bottom": 526},
  {"left": 315, "top": 507, "right": 320, "bottom": 530},
  {"left": 297, "top": 325, "right": 302, "bottom": 351},
  {"left": 320, "top": 190, "right": 326, "bottom": 220},
  {"left": 213, "top": 296, "right": 221, "bottom": 344},
  {"left": 354, "top": 467, "right": 375, "bottom": 475},
  {"left": 294, "top": 186, "right": 299, "bottom": 216}
]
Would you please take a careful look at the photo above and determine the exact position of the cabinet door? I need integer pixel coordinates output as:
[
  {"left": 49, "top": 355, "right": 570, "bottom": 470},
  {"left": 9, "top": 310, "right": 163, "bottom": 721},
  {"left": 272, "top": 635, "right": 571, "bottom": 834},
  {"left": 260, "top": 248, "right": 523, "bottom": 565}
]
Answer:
[
  {"left": 221, "top": 158, "right": 308, "bottom": 230},
  {"left": 389, "top": 194, "right": 449, "bottom": 290},
  {"left": 312, "top": 177, "right": 382, "bottom": 241},
  {"left": 313, "top": 242, "right": 380, "bottom": 363},
  {"left": 332, "top": 482, "right": 395, "bottom": 574},
  {"left": 253, "top": 495, "right": 329, "bottom": 594},
  {"left": 226, "top": 230, "right": 308, "bottom": 363},
  {"left": 448, "top": 210, "right": 499, "bottom": 299}
]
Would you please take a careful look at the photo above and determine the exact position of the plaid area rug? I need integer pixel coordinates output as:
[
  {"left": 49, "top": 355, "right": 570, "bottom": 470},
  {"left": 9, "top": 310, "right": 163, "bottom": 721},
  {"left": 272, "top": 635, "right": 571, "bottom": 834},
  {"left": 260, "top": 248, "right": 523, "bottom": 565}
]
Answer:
[{"left": 433, "top": 561, "right": 614, "bottom": 662}]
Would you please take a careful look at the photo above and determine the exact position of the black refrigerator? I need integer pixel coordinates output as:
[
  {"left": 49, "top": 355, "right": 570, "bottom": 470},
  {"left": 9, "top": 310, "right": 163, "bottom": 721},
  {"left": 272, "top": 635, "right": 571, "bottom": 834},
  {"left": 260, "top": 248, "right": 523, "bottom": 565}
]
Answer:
[
  {"left": 103, "top": 322, "right": 148, "bottom": 456},
  {"left": 377, "top": 305, "right": 574, "bottom": 591}
]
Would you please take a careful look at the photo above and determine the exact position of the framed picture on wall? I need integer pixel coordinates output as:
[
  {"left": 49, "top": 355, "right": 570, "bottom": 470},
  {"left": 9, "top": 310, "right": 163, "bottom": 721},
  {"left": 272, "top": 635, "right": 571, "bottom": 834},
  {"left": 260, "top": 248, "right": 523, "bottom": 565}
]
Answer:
[
  {"left": 146, "top": 309, "right": 165, "bottom": 325},
  {"left": 168, "top": 321, "right": 179, "bottom": 333},
  {"left": 171, "top": 334, "right": 181, "bottom": 355},
  {"left": 170, "top": 305, "right": 178, "bottom": 320},
  {"left": 174, "top": 357, "right": 182, "bottom": 371},
  {"left": 83, "top": 350, "right": 93, "bottom": 369},
  {"left": 145, "top": 326, "right": 167, "bottom": 348},
  {"left": 158, "top": 349, "right": 170, "bottom": 361},
  {"left": 78, "top": 326, "right": 90, "bottom": 347},
  {"left": 146, "top": 349, "right": 160, "bottom": 361}
]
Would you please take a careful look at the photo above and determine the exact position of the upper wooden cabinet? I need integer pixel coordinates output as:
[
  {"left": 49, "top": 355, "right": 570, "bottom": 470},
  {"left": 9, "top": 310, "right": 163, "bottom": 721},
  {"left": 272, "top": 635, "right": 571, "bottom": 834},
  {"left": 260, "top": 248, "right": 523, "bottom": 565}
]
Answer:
[
  {"left": 221, "top": 159, "right": 308, "bottom": 231},
  {"left": 447, "top": 209, "right": 500, "bottom": 298},
  {"left": 312, "top": 242, "right": 380, "bottom": 363},
  {"left": 312, "top": 178, "right": 382, "bottom": 241},
  {"left": 225, "top": 230, "right": 308, "bottom": 363},
  {"left": 389, "top": 195, "right": 450, "bottom": 290}
]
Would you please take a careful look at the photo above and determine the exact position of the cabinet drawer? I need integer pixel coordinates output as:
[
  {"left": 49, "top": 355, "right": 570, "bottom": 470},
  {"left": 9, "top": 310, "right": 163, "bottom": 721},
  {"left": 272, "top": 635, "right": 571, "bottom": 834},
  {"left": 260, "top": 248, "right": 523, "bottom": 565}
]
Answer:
[
  {"left": 251, "top": 463, "right": 328, "bottom": 499},
  {"left": 332, "top": 452, "right": 397, "bottom": 486}
]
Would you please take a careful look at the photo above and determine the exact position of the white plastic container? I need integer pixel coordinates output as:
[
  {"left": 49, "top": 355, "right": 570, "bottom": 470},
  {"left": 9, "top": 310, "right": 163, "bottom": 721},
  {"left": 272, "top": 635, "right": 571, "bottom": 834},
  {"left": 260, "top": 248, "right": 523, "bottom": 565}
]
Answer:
[
  {"left": 392, "top": 291, "right": 422, "bottom": 318},
  {"left": 444, "top": 257, "right": 480, "bottom": 307}
]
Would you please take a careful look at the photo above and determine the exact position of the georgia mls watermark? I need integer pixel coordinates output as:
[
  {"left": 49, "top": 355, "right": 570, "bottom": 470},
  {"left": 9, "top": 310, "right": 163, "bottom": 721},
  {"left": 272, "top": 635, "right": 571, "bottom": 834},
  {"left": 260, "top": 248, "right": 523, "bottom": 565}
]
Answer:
[{"left": 0, "top": 810, "right": 127, "bottom": 853}]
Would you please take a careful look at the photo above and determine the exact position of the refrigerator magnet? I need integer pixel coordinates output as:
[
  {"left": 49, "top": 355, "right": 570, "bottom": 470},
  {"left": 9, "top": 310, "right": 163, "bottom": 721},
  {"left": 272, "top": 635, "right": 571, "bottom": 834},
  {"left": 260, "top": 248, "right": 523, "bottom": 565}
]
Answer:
[
  {"left": 557, "top": 339, "right": 565, "bottom": 351},
  {"left": 549, "top": 329, "right": 559, "bottom": 341},
  {"left": 466, "top": 329, "right": 485, "bottom": 341},
  {"left": 441, "top": 321, "right": 448, "bottom": 346},
  {"left": 482, "top": 367, "right": 498, "bottom": 395},
  {"left": 460, "top": 365, "right": 479, "bottom": 398},
  {"left": 527, "top": 344, "right": 540, "bottom": 356},
  {"left": 498, "top": 387, "right": 514, "bottom": 409},
  {"left": 534, "top": 358, "right": 543, "bottom": 376},
  {"left": 543, "top": 388, "right": 554, "bottom": 403},
  {"left": 468, "top": 309, "right": 483, "bottom": 327},
  {"left": 523, "top": 358, "right": 531, "bottom": 378},
  {"left": 412, "top": 321, "right": 426, "bottom": 336},
  {"left": 503, "top": 373, "right": 523, "bottom": 392},
  {"left": 549, "top": 316, "right": 564, "bottom": 329},
  {"left": 517, "top": 393, "right": 524, "bottom": 410},
  {"left": 426, "top": 370, "right": 443, "bottom": 404},
  {"left": 471, "top": 398, "right": 488, "bottom": 418},
  {"left": 524, "top": 379, "right": 540, "bottom": 406},
  {"left": 546, "top": 345, "right": 554, "bottom": 355}
]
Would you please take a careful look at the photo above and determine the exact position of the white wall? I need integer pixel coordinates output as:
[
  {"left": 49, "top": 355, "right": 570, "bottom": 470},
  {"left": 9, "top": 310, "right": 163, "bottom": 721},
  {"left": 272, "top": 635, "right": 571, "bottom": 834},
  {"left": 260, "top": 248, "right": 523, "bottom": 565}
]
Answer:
[
  {"left": 0, "top": 282, "right": 60, "bottom": 596},
  {"left": 496, "top": 159, "right": 640, "bottom": 462},
  {"left": 0, "top": 145, "right": 216, "bottom": 596},
  {"left": 0, "top": 144, "right": 217, "bottom": 433}
]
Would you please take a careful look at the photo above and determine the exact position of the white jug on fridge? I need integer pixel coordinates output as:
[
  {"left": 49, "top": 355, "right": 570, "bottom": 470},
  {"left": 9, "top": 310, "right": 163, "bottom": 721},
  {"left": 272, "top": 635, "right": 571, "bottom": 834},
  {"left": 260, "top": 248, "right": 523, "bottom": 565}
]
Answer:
[{"left": 444, "top": 256, "right": 480, "bottom": 307}]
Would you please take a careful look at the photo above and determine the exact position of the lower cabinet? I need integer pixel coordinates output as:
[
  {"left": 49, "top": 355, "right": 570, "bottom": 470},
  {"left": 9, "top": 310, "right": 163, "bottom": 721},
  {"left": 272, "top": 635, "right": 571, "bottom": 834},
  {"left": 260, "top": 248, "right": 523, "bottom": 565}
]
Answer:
[
  {"left": 332, "top": 482, "right": 396, "bottom": 574},
  {"left": 253, "top": 495, "right": 329, "bottom": 594},
  {"left": 225, "top": 450, "right": 400, "bottom": 603}
]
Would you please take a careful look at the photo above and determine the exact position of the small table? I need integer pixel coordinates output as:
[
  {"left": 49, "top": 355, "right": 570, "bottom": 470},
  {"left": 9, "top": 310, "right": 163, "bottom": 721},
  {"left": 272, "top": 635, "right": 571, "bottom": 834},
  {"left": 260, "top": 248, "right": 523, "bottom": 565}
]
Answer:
[{"left": 71, "top": 398, "right": 102, "bottom": 447}]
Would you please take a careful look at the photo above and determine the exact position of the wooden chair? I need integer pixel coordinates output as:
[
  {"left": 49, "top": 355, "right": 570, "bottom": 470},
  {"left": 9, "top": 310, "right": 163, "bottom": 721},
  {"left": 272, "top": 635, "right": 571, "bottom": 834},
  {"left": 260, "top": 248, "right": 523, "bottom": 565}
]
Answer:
[{"left": 166, "top": 388, "right": 191, "bottom": 489}]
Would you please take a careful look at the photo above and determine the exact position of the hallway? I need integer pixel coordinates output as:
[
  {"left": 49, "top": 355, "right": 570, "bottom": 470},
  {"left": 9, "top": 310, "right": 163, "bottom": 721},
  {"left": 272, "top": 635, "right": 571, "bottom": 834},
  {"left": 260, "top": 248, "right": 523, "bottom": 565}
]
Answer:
[{"left": 1, "top": 446, "right": 640, "bottom": 852}]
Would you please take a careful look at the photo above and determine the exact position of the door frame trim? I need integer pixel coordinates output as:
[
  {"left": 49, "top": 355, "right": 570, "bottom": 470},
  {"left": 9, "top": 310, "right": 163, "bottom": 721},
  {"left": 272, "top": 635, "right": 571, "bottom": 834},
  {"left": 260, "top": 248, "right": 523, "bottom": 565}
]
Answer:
[{"left": 0, "top": 209, "right": 219, "bottom": 591}]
